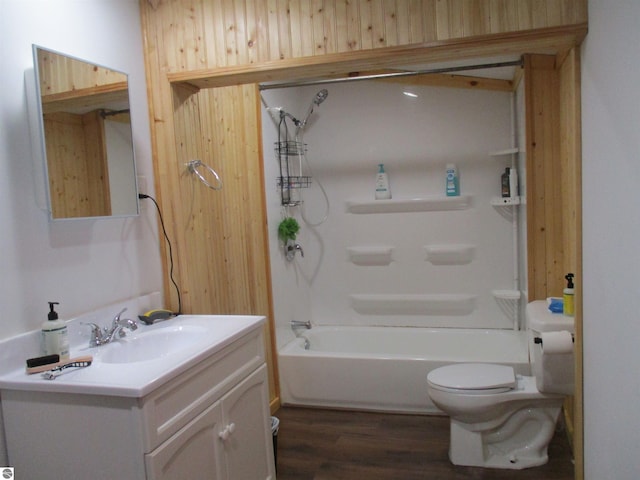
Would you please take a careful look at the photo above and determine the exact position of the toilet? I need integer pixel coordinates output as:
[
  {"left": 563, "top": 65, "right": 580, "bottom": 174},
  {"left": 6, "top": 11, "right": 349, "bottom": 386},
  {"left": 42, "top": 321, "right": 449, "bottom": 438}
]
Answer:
[{"left": 427, "top": 300, "right": 575, "bottom": 470}]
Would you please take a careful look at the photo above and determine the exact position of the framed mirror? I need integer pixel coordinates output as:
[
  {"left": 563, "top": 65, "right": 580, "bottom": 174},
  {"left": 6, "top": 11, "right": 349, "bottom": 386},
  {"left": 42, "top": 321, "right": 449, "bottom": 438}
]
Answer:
[{"left": 32, "top": 45, "right": 139, "bottom": 220}]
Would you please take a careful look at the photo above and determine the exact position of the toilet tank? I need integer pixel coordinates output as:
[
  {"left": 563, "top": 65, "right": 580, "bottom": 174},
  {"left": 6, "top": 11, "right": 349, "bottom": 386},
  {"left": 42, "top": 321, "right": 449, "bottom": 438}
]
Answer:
[{"left": 526, "top": 301, "right": 575, "bottom": 395}]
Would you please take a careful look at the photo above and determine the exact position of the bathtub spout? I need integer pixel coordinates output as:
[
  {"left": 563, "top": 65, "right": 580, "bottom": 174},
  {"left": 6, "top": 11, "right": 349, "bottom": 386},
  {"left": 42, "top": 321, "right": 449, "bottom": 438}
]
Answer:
[{"left": 291, "top": 320, "right": 312, "bottom": 330}]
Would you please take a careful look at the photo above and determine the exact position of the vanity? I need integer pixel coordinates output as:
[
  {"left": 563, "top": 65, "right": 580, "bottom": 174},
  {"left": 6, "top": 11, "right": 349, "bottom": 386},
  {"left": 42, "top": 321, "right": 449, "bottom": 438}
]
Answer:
[{"left": 0, "top": 298, "right": 275, "bottom": 480}]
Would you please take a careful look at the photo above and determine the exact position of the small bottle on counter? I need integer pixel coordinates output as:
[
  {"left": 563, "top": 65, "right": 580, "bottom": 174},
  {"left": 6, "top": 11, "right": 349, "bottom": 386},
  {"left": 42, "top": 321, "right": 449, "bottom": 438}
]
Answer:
[{"left": 41, "top": 301, "right": 69, "bottom": 359}]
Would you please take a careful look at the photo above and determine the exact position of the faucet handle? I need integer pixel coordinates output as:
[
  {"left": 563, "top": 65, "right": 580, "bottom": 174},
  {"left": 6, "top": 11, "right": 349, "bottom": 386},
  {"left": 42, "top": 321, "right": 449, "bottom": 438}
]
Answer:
[
  {"left": 83, "top": 322, "right": 104, "bottom": 347},
  {"left": 112, "top": 308, "right": 127, "bottom": 324}
]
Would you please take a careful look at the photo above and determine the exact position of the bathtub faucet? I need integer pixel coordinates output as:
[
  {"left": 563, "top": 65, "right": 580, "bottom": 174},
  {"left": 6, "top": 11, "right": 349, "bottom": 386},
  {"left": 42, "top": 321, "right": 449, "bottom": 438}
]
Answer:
[{"left": 290, "top": 320, "right": 311, "bottom": 330}]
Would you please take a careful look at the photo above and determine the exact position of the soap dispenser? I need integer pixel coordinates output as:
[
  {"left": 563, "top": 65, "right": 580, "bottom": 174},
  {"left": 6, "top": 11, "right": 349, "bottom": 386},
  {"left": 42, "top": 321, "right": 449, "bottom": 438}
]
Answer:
[
  {"left": 375, "top": 163, "right": 391, "bottom": 199},
  {"left": 563, "top": 273, "right": 575, "bottom": 317},
  {"left": 41, "top": 302, "right": 69, "bottom": 359}
]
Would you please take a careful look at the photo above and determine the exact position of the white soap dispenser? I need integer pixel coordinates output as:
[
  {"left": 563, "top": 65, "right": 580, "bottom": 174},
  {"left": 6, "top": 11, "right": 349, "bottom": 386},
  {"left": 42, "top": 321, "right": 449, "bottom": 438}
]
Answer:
[
  {"left": 375, "top": 163, "right": 391, "bottom": 199},
  {"left": 41, "top": 301, "right": 69, "bottom": 359}
]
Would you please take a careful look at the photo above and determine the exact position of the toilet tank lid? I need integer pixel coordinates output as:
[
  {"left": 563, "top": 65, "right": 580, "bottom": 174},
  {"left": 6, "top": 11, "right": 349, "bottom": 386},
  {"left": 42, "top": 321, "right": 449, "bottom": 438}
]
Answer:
[
  {"left": 427, "top": 363, "right": 516, "bottom": 390},
  {"left": 526, "top": 300, "right": 575, "bottom": 333}
]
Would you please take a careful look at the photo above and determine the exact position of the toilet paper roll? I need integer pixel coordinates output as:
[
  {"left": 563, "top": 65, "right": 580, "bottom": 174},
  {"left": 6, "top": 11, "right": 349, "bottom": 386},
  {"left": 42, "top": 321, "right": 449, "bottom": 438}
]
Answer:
[{"left": 540, "top": 331, "right": 574, "bottom": 354}]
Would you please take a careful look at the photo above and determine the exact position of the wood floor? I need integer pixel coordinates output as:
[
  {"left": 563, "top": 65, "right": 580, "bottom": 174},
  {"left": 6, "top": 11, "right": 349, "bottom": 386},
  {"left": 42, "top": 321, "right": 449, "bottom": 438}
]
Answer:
[{"left": 274, "top": 407, "right": 574, "bottom": 480}]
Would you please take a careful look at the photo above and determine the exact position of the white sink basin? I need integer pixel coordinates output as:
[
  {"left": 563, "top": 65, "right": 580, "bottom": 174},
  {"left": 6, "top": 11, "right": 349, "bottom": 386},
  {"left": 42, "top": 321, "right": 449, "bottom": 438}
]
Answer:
[
  {"left": 98, "top": 325, "right": 209, "bottom": 364},
  {"left": 0, "top": 314, "right": 265, "bottom": 397}
]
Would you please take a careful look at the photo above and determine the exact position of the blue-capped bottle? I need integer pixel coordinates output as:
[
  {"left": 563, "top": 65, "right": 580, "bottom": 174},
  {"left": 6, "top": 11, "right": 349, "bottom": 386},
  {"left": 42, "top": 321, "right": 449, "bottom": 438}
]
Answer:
[
  {"left": 446, "top": 163, "right": 459, "bottom": 196},
  {"left": 375, "top": 163, "right": 391, "bottom": 199}
]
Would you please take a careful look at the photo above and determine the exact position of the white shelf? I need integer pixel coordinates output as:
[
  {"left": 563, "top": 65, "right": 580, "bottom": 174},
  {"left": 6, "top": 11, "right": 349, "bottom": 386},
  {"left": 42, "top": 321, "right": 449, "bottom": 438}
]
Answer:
[
  {"left": 346, "top": 195, "right": 471, "bottom": 214},
  {"left": 489, "top": 148, "right": 519, "bottom": 157},
  {"left": 347, "top": 246, "right": 394, "bottom": 266},
  {"left": 492, "top": 289, "right": 522, "bottom": 300},
  {"left": 349, "top": 294, "right": 477, "bottom": 316},
  {"left": 491, "top": 196, "right": 521, "bottom": 206},
  {"left": 424, "top": 244, "right": 476, "bottom": 265}
]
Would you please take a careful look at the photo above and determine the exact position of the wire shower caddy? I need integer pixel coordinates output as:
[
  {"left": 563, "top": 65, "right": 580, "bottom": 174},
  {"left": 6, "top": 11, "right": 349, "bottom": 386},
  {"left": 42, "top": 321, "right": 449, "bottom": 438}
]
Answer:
[{"left": 275, "top": 140, "right": 311, "bottom": 206}]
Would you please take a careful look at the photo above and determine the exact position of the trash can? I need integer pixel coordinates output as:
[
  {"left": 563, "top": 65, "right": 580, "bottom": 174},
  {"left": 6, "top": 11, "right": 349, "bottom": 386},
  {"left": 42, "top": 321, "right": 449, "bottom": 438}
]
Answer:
[{"left": 271, "top": 416, "right": 280, "bottom": 472}]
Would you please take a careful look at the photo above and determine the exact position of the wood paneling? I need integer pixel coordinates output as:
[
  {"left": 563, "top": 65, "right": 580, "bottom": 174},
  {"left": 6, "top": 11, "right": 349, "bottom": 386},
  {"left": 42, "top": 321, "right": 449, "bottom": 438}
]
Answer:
[
  {"left": 167, "top": 24, "right": 587, "bottom": 89},
  {"left": 44, "top": 110, "right": 110, "bottom": 218},
  {"left": 170, "top": 82, "right": 278, "bottom": 400},
  {"left": 139, "top": 2, "right": 587, "bottom": 462},
  {"left": 524, "top": 51, "right": 583, "bottom": 478},
  {"left": 558, "top": 47, "right": 583, "bottom": 480},
  {"left": 37, "top": 48, "right": 126, "bottom": 96},
  {"left": 143, "top": 0, "right": 587, "bottom": 71}
]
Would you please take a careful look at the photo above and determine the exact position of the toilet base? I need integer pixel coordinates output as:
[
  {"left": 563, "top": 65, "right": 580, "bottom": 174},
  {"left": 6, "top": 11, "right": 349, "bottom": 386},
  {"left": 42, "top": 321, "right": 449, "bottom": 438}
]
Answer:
[{"left": 448, "top": 405, "right": 561, "bottom": 470}]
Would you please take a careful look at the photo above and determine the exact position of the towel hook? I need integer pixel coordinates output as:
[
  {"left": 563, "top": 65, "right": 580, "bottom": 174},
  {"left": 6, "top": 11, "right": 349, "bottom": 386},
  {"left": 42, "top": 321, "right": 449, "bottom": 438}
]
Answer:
[{"left": 186, "top": 159, "right": 223, "bottom": 190}]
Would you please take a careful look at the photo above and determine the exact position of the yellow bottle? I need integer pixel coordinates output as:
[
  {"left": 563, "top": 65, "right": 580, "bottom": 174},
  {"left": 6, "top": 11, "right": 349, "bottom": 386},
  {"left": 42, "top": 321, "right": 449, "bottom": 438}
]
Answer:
[{"left": 563, "top": 273, "right": 575, "bottom": 317}]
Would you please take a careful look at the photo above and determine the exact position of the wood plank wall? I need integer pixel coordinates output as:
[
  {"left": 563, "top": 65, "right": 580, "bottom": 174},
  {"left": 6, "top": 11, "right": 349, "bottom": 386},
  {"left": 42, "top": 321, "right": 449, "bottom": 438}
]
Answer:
[
  {"left": 141, "top": 0, "right": 586, "bottom": 69},
  {"left": 44, "top": 110, "right": 111, "bottom": 218},
  {"left": 37, "top": 48, "right": 127, "bottom": 96},
  {"left": 139, "top": 3, "right": 587, "bottom": 475},
  {"left": 558, "top": 47, "right": 583, "bottom": 480}
]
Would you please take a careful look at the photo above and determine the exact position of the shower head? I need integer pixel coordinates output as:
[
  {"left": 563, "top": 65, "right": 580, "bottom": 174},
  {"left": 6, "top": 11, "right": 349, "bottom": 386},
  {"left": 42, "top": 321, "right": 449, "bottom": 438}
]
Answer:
[
  {"left": 314, "top": 89, "right": 329, "bottom": 106},
  {"left": 299, "top": 89, "right": 329, "bottom": 132}
]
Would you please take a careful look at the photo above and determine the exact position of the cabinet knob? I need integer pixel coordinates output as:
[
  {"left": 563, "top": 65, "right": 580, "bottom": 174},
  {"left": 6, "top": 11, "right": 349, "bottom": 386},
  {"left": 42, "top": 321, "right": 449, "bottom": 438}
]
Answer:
[{"left": 218, "top": 422, "right": 236, "bottom": 441}]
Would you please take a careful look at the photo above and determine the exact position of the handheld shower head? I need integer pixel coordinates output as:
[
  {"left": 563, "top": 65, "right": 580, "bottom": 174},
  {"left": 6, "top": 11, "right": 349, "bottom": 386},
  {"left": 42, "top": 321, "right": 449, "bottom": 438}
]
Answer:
[
  {"left": 314, "top": 89, "right": 329, "bottom": 106},
  {"left": 299, "top": 89, "right": 329, "bottom": 133}
]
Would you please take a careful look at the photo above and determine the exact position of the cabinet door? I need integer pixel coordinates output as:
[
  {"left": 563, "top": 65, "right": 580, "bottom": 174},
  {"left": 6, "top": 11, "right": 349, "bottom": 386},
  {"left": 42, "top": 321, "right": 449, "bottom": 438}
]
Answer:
[
  {"left": 220, "top": 364, "right": 275, "bottom": 480},
  {"left": 145, "top": 400, "right": 225, "bottom": 480}
]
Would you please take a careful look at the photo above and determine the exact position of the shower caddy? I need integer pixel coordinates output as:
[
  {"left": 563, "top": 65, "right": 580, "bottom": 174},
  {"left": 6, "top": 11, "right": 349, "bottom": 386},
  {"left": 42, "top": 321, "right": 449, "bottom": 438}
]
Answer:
[{"left": 275, "top": 140, "right": 311, "bottom": 206}]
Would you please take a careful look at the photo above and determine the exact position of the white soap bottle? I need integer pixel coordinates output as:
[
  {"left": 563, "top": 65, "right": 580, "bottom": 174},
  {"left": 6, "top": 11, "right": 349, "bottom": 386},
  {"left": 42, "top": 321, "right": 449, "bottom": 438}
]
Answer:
[
  {"left": 375, "top": 163, "right": 391, "bottom": 199},
  {"left": 41, "top": 302, "right": 69, "bottom": 359},
  {"left": 509, "top": 167, "right": 518, "bottom": 199}
]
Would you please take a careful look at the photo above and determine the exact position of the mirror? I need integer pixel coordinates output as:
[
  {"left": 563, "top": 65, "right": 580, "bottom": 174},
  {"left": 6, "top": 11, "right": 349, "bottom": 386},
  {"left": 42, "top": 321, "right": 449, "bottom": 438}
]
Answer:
[{"left": 32, "top": 45, "right": 139, "bottom": 220}]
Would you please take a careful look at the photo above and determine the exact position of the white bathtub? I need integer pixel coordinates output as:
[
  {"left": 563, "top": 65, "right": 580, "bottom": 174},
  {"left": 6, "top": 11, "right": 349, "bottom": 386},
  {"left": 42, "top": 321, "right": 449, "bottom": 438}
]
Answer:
[{"left": 278, "top": 326, "right": 530, "bottom": 414}]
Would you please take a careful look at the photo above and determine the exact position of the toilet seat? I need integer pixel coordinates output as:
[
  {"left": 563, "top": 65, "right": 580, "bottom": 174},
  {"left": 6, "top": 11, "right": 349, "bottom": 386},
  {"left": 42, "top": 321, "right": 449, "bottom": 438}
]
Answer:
[{"left": 427, "top": 363, "right": 517, "bottom": 394}]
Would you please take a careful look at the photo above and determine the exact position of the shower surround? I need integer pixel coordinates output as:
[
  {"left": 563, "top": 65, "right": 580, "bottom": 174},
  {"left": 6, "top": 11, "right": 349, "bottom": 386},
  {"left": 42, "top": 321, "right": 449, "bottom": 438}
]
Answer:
[{"left": 261, "top": 79, "right": 527, "bottom": 410}]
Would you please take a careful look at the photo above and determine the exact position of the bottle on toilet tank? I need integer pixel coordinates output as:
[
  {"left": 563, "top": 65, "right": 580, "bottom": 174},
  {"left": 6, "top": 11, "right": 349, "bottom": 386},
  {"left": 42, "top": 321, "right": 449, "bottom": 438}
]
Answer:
[{"left": 563, "top": 273, "right": 575, "bottom": 317}]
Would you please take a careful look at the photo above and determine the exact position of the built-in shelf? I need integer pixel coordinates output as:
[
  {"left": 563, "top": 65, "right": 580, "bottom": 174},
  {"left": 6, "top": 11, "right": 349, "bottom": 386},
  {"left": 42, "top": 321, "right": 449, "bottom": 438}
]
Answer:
[
  {"left": 347, "top": 246, "right": 394, "bottom": 266},
  {"left": 489, "top": 148, "right": 519, "bottom": 157},
  {"left": 491, "top": 196, "right": 521, "bottom": 206},
  {"left": 349, "top": 294, "right": 476, "bottom": 316},
  {"left": 492, "top": 289, "right": 522, "bottom": 300},
  {"left": 424, "top": 244, "right": 476, "bottom": 265},
  {"left": 346, "top": 195, "right": 471, "bottom": 214}
]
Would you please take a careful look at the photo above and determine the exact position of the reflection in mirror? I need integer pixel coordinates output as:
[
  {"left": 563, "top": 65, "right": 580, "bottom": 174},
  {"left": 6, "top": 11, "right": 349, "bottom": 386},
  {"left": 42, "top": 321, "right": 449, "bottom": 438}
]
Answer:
[{"left": 33, "top": 45, "right": 139, "bottom": 220}]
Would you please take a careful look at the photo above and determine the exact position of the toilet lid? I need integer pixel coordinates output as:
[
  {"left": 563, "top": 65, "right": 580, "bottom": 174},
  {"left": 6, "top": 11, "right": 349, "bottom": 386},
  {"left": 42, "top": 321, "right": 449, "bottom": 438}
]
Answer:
[{"left": 427, "top": 363, "right": 516, "bottom": 391}]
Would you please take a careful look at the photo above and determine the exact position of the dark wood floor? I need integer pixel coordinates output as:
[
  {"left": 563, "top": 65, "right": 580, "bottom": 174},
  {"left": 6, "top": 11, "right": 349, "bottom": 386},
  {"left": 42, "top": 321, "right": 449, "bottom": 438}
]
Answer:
[{"left": 274, "top": 407, "right": 574, "bottom": 480}]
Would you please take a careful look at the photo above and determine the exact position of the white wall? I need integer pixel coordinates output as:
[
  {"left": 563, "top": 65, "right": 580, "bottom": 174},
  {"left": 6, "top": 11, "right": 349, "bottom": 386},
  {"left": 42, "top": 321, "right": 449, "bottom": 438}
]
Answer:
[
  {"left": 0, "top": 0, "right": 162, "bottom": 462},
  {"left": 262, "top": 82, "right": 519, "bottom": 348},
  {"left": 582, "top": 1, "right": 640, "bottom": 478}
]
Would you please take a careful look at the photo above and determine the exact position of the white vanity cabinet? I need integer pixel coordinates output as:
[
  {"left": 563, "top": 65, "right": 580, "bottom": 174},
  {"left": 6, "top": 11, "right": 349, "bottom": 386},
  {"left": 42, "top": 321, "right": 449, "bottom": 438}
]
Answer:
[
  {"left": 1, "top": 321, "right": 275, "bottom": 480},
  {"left": 145, "top": 364, "right": 273, "bottom": 480}
]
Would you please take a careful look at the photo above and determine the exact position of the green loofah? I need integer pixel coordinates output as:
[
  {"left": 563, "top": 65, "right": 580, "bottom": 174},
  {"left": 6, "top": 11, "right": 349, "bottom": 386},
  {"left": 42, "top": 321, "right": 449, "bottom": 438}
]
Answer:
[{"left": 278, "top": 217, "right": 300, "bottom": 242}]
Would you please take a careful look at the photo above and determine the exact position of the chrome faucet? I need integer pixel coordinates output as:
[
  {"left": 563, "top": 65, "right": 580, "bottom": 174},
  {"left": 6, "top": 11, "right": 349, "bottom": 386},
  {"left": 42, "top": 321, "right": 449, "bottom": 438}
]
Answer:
[
  {"left": 290, "top": 320, "right": 311, "bottom": 330},
  {"left": 85, "top": 308, "right": 138, "bottom": 347},
  {"left": 285, "top": 240, "right": 304, "bottom": 261}
]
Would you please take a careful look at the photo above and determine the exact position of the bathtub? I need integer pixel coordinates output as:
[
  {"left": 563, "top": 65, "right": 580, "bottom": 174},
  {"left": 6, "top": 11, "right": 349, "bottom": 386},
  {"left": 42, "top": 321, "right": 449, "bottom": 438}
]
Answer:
[{"left": 278, "top": 326, "right": 530, "bottom": 414}]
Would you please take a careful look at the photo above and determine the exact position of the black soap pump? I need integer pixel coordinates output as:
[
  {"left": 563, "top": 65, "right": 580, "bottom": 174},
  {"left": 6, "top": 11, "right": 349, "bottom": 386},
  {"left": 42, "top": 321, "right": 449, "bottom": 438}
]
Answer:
[
  {"left": 563, "top": 273, "right": 575, "bottom": 317},
  {"left": 41, "top": 302, "right": 70, "bottom": 359}
]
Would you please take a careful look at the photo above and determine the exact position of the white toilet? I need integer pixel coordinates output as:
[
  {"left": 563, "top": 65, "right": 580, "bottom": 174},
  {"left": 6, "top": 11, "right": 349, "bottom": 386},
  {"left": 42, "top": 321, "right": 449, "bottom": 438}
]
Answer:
[{"left": 427, "top": 300, "right": 575, "bottom": 470}]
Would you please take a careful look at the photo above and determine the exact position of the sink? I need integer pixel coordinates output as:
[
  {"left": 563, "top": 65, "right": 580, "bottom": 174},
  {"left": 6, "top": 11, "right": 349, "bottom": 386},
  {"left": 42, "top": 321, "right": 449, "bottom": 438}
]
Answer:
[
  {"left": 0, "top": 313, "right": 265, "bottom": 397},
  {"left": 98, "top": 325, "right": 209, "bottom": 364}
]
